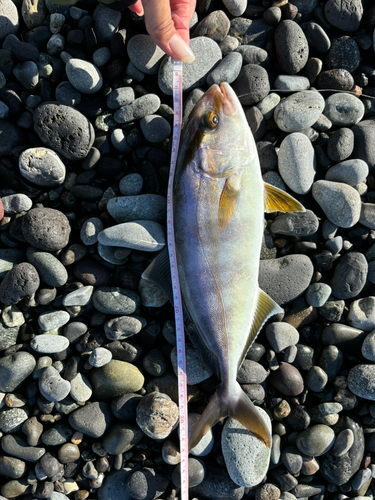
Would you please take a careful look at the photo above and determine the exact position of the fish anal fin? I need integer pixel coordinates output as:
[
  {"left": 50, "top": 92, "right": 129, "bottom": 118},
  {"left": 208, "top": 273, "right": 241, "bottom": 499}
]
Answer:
[
  {"left": 239, "top": 289, "right": 283, "bottom": 369},
  {"left": 141, "top": 248, "right": 174, "bottom": 304},
  {"left": 264, "top": 182, "right": 305, "bottom": 214},
  {"left": 218, "top": 176, "right": 240, "bottom": 230},
  {"left": 228, "top": 386, "right": 272, "bottom": 448}
]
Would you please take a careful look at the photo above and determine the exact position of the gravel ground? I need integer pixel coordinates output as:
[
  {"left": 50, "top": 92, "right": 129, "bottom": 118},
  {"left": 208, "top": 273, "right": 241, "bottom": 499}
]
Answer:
[{"left": 1, "top": 0, "right": 375, "bottom": 499}]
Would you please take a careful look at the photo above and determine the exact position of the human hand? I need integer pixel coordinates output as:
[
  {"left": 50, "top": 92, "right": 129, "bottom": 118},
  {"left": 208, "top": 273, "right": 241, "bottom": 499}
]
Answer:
[{"left": 128, "top": 0, "right": 196, "bottom": 63}]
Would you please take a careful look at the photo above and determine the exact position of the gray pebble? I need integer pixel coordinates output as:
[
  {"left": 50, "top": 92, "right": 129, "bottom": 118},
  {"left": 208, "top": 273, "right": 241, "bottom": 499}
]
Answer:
[
  {"left": 237, "top": 360, "right": 268, "bottom": 384},
  {"left": 13, "top": 61, "right": 38, "bottom": 90},
  {"left": 352, "top": 119, "right": 375, "bottom": 169},
  {"left": 348, "top": 364, "right": 375, "bottom": 400},
  {"left": 274, "top": 75, "right": 310, "bottom": 91},
  {"left": 80, "top": 217, "right": 103, "bottom": 246},
  {"left": 362, "top": 331, "right": 375, "bottom": 361},
  {"left": 113, "top": 94, "right": 160, "bottom": 123},
  {"left": 0, "top": 0, "right": 19, "bottom": 42},
  {"left": 0, "top": 262, "right": 40, "bottom": 306},
  {"left": 140, "top": 114, "right": 171, "bottom": 143},
  {"left": 221, "top": 408, "right": 271, "bottom": 487},
  {"left": 348, "top": 297, "right": 375, "bottom": 331},
  {"left": 138, "top": 278, "right": 168, "bottom": 307},
  {"left": 92, "top": 47, "right": 111, "bottom": 68},
  {"left": 31, "top": 335, "right": 69, "bottom": 353},
  {"left": 332, "top": 429, "right": 354, "bottom": 457},
  {"left": 93, "top": 3, "right": 121, "bottom": 44},
  {"left": 1, "top": 194, "right": 32, "bottom": 214},
  {"left": 324, "top": 93, "right": 364, "bottom": 126},
  {"left": 97, "top": 243, "right": 130, "bottom": 266},
  {"left": 107, "top": 87, "right": 135, "bottom": 110},
  {"left": 306, "top": 282, "right": 332, "bottom": 307},
  {"left": 0, "top": 407, "right": 29, "bottom": 433},
  {"left": 192, "top": 10, "right": 230, "bottom": 42},
  {"left": 19, "top": 148, "right": 66, "bottom": 187},
  {"left": 325, "top": 36, "right": 360, "bottom": 73},
  {"left": 89, "top": 347, "right": 112, "bottom": 367},
  {"left": 111, "top": 129, "right": 132, "bottom": 154},
  {"left": 62, "top": 285, "right": 93, "bottom": 306},
  {"left": 330, "top": 252, "right": 368, "bottom": 299},
  {"left": 206, "top": 52, "right": 242, "bottom": 86},
  {"left": 158, "top": 37, "right": 222, "bottom": 95},
  {"left": 296, "top": 424, "right": 335, "bottom": 457},
  {"left": 219, "top": 35, "right": 239, "bottom": 55},
  {"left": 104, "top": 316, "right": 146, "bottom": 341},
  {"left": 326, "top": 127, "right": 354, "bottom": 162},
  {"left": 107, "top": 194, "right": 166, "bottom": 224},
  {"left": 265, "top": 322, "right": 299, "bottom": 353},
  {"left": 312, "top": 180, "right": 361, "bottom": 228},
  {"left": 119, "top": 173, "right": 143, "bottom": 196},
  {"left": 278, "top": 132, "right": 316, "bottom": 194},
  {"left": 305, "top": 366, "right": 328, "bottom": 392},
  {"left": 26, "top": 246, "right": 68, "bottom": 287},
  {"left": 259, "top": 254, "right": 314, "bottom": 305},
  {"left": 98, "top": 221, "right": 166, "bottom": 251},
  {"left": 22, "top": 207, "right": 71, "bottom": 251},
  {"left": 39, "top": 366, "right": 71, "bottom": 402},
  {"left": 270, "top": 210, "right": 319, "bottom": 237},
  {"left": 69, "top": 373, "right": 92, "bottom": 402},
  {"left": 171, "top": 344, "right": 213, "bottom": 385},
  {"left": 103, "top": 422, "right": 143, "bottom": 455},
  {"left": 325, "top": 159, "right": 369, "bottom": 186},
  {"left": 1, "top": 434, "right": 45, "bottom": 462},
  {"left": 235, "top": 45, "right": 268, "bottom": 66},
  {"left": 38, "top": 310, "right": 70, "bottom": 332},
  {"left": 232, "top": 64, "right": 270, "bottom": 106},
  {"left": 55, "top": 81, "right": 81, "bottom": 107},
  {"left": 275, "top": 20, "right": 309, "bottom": 75},
  {"left": 222, "top": 0, "right": 247, "bottom": 16},
  {"left": 92, "top": 286, "right": 141, "bottom": 315},
  {"left": 257, "top": 93, "right": 280, "bottom": 120},
  {"left": 325, "top": 0, "right": 363, "bottom": 32},
  {"left": 274, "top": 91, "right": 325, "bottom": 133},
  {"left": 66, "top": 58, "right": 102, "bottom": 94},
  {"left": 127, "top": 34, "right": 165, "bottom": 75},
  {"left": 69, "top": 401, "right": 112, "bottom": 438}
]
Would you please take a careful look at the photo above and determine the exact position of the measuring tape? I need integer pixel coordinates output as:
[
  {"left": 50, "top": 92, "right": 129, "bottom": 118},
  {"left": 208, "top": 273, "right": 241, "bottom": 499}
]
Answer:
[{"left": 167, "top": 59, "right": 189, "bottom": 499}]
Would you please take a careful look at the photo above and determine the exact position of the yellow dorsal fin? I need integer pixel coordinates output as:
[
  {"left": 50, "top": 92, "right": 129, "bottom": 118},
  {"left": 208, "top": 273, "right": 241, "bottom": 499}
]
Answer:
[
  {"left": 238, "top": 289, "right": 283, "bottom": 369},
  {"left": 264, "top": 182, "right": 305, "bottom": 213}
]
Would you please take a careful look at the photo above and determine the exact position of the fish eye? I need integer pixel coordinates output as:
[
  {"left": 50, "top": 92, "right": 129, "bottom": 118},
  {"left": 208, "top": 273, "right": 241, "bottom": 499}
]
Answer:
[{"left": 203, "top": 111, "right": 219, "bottom": 130}]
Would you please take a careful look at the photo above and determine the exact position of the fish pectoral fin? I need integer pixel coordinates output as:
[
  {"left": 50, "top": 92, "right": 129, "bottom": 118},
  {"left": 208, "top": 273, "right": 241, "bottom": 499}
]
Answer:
[
  {"left": 264, "top": 182, "right": 305, "bottom": 213},
  {"left": 189, "top": 391, "right": 225, "bottom": 453},
  {"left": 229, "top": 385, "right": 272, "bottom": 448},
  {"left": 218, "top": 176, "right": 240, "bottom": 230},
  {"left": 141, "top": 247, "right": 174, "bottom": 304},
  {"left": 239, "top": 289, "right": 283, "bottom": 368}
]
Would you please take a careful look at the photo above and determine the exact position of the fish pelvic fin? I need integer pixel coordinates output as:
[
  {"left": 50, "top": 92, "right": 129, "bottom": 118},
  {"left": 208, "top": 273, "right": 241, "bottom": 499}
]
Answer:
[
  {"left": 264, "top": 182, "right": 305, "bottom": 213},
  {"left": 188, "top": 382, "right": 272, "bottom": 453}
]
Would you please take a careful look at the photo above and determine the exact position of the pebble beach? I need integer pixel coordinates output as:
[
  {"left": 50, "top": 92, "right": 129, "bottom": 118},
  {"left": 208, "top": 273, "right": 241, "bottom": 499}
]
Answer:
[{"left": 1, "top": 0, "right": 375, "bottom": 499}]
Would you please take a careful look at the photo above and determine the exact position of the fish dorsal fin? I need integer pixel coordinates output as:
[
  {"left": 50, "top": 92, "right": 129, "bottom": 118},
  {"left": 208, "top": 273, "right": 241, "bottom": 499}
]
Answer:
[
  {"left": 218, "top": 175, "right": 241, "bottom": 230},
  {"left": 264, "top": 182, "right": 305, "bottom": 213},
  {"left": 238, "top": 288, "right": 283, "bottom": 369},
  {"left": 141, "top": 248, "right": 174, "bottom": 304}
]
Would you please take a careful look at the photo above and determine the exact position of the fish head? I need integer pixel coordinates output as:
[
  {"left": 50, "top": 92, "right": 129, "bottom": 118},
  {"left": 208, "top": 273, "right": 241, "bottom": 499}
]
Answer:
[{"left": 179, "top": 83, "right": 255, "bottom": 179}]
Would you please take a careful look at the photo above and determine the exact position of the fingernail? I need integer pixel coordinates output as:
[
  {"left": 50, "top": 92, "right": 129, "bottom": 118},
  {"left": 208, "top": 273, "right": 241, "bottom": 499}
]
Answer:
[{"left": 169, "top": 34, "right": 195, "bottom": 64}]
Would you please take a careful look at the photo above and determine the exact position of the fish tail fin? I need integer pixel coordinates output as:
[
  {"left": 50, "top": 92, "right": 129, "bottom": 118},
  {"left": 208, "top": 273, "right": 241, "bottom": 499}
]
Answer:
[
  {"left": 188, "top": 382, "right": 271, "bottom": 452},
  {"left": 228, "top": 382, "right": 271, "bottom": 448}
]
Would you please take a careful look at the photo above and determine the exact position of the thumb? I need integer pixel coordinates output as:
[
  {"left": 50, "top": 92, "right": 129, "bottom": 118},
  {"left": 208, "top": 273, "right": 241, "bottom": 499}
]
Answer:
[{"left": 142, "top": 0, "right": 195, "bottom": 63}]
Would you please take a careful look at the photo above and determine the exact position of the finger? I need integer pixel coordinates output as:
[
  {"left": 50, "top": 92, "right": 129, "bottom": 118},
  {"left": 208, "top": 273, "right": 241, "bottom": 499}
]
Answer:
[
  {"left": 142, "top": 0, "right": 195, "bottom": 63},
  {"left": 170, "top": 0, "right": 196, "bottom": 45},
  {"left": 128, "top": 0, "right": 144, "bottom": 16}
]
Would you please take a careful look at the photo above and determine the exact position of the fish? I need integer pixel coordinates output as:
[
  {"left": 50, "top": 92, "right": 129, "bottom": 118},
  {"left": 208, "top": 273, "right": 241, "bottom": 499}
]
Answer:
[{"left": 143, "top": 82, "right": 304, "bottom": 452}]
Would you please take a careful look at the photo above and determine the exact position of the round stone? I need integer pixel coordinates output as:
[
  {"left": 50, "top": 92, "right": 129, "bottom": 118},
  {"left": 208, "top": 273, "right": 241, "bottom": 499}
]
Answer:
[
  {"left": 305, "top": 366, "right": 328, "bottom": 392},
  {"left": 107, "top": 195, "right": 167, "bottom": 224},
  {"left": 1, "top": 194, "right": 32, "bottom": 214},
  {"left": 324, "top": 93, "right": 364, "bottom": 126},
  {"left": 93, "top": 3, "right": 121, "bottom": 44},
  {"left": 0, "top": 263, "right": 40, "bottom": 306},
  {"left": 136, "top": 392, "right": 179, "bottom": 439},
  {"left": 89, "top": 347, "right": 112, "bottom": 368},
  {"left": 26, "top": 246, "right": 68, "bottom": 287},
  {"left": 98, "top": 221, "right": 166, "bottom": 252},
  {"left": 348, "top": 364, "right": 375, "bottom": 400},
  {"left": 70, "top": 373, "right": 92, "bottom": 402},
  {"left": 33, "top": 103, "right": 95, "bottom": 160},
  {"left": 38, "top": 310, "right": 70, "bottom": 332},
  {"left": 278, "top": 132, "right": 316, "bottom": 194},
  {"left": 332, "top": 429, "right": 354, "bottom": 457},
  {"left": 232, "top": 64, "right": 270, "bottom": 106},
  {"left": 348, "top": 297, "right": 375, "bottom": 331},
  {"left": 170, "top": 344, "right": 213, "bottom": 385},
  {"left": 66, "top": 58, "right": 102, "bottom": 94},
  {"left": 140, "top": 115, "right": 171, "bottom": 143},
  {"left": 274, "top": 91, "right": 325, "bottom": 133},
  {"left": 103, "top": 422, "right": 143, "bottom": 455},
  {"left": 274, "top": 20, "right": 309, "bottom": 74},
  {"left": 31, "top": 335, "right": 69, "bottom": 353},
  {"left": 352, "top": 120, "right": 375, "bottom": 169},
  {"left": 222, "top": 407, "right": 271, "bottom": 487},
  {"left": 268, "top": 362, "right": 304, "bottom": 396},
  {"left": 127, "top": 34, "right": 165, "bottom": 75},
  {"left": 0, "top": 0, "right": 19, "bottom": 42},
  {"left": 125, "top": 468, "right": 169, "bottom": 500},
  {"left": 265, "top": 322, "right": 299, "bottom": 353},
  {"left": 312, "top": 180, "right": 361, "bottom": 228},
  {"left": 39, "top": 366, "right": 71, "bottom": 402},
  {"left": 326, "top": 128, "right": 354, "bottom": 162},
  {"left": 330, "top": 252, "right": 368, "bottom": 299},
  {"left": 92, "top": 287, "right": 140, "bottom": 315},
  {"left": 325, "top": 159, "right": 369, "bottom": 186},
  {"left": 270, "top": 210, "right": 319, "bottom": 237},
  {"left": 296, "top": 424, "right": 335, "bottom": 457},
  {"left": 69, "top": 402, "right": 112, "bottom": 438},
  {"left": 19, "top": 147, "right": 66, "bottom": 187},
  {"left": 185, "top": 413, "right": 214, "bottom": 457},
  {"left": 206, "top": 52, "right": 242, "bottom": 86},
  {"left": 325, "top": 0, "right": 363, "bottom": 32},
  {"left": 22, "top": 208, "right": 71, "bottom": 251},
  {"left": 325, "top": 36, "right": 361, "bottom": 73},
  {"left": 104, "top": 316, "right": 146, "bottom": 341},
  {"left": 306, "top": 283, "right": 332, "bottom": 307},
  {"left": 158, "top": 37, "right": 222, "bottom": 95},
  {"left": 80, "top": 217, "right": 103, "bottom": 246},
  {"left": 90, "top": 359, "right": 144, "bottom": 400}
]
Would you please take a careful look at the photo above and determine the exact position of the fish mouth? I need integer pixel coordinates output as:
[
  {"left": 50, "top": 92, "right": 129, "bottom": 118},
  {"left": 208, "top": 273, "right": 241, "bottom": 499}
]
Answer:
[{"left": 205, "top": 83, "right": 238, "bottom": 117}]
